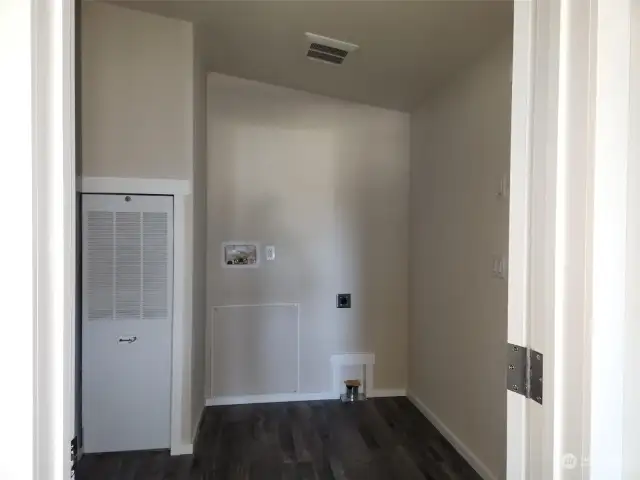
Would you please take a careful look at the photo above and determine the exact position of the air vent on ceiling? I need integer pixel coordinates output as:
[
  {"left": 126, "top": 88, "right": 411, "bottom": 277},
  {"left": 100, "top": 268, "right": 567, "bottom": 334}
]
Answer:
[{"left": 305, "top": 32, "right": 359, "bottom": 66}]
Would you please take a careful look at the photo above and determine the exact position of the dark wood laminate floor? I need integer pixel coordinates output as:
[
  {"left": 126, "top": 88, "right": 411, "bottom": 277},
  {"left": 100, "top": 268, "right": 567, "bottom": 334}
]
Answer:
[{"left": 76, "top": 397, "right": 482, "bottom": 480}]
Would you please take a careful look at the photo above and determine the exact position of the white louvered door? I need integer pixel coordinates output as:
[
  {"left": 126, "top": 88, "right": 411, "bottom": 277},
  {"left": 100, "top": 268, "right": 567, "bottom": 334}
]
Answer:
[{"left": 82, "top": 194, "right": 173, "bottom": 453}]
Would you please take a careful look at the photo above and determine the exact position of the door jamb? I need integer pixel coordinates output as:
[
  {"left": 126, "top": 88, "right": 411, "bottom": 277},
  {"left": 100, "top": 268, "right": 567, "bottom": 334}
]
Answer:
[{"left": 506, "top": 0, "right": 536, "bottom": 477}]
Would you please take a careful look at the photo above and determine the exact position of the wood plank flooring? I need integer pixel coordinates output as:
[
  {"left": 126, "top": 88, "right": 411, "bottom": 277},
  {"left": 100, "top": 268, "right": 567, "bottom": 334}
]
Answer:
[{"left": 76, "top": 397, "right": 482, "bottom": 480}]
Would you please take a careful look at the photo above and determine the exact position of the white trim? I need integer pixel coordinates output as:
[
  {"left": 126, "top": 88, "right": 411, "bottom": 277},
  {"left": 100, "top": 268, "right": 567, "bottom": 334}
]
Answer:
[
  {"left": 170, "top": 194, "right": 187, "bottom": 456},
  {"left": 170, "top": 444, "right": 193, "bottom": 456},
  {"left": 506, "top": 1, "right": 534, "bottom": 477},
  {"left": 170, "top": 403, "right": 204, "bottom": 457},
  {"left": 78, "top": 176, "right": 189, "bottom": 456},
  {"left": 78, "top": 176, "right": 191, "bottom": 196},
  {"left": 204, "top": 390, "right": 406, "bottom": 407},
  {"left": 297, "top": 306, "right": 300, "bottom": 394},
  {"left": 589, "top": 0, "right": 632, "bottom": 476},
  {"left": 212, "top": 303, "right": 299, "bottom": 309},
  {"left": 329, "top": 352, "right": 376, "bottom": 366},
  {"left": 27, "top": 0, "right": 76, "bottom": 478},
  {"left": 368, "top": 389, "right": 406, "bottom": 398},
  {"left": 330, "top": 353, "right": 375, "bottom": 397},
  {"left": 407, "top": 391, "right": 497, "bottom": 480},
  {"left": 192, "top": 404, "right": 205, "bottom": 442},
  {"left": 206, "top": 392, "right": 336, "bottom": 406}
]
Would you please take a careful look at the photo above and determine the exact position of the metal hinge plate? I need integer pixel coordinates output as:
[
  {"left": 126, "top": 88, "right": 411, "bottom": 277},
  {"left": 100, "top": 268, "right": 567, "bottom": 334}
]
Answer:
[{"left": 507, "top": 343, "right": 543, "bottom": 405}]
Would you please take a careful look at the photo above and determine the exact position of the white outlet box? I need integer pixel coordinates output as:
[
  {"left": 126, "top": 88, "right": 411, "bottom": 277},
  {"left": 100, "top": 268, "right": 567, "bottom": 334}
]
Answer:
[{"left": 266, "top": 245, "right": 275, "bottom": 261}]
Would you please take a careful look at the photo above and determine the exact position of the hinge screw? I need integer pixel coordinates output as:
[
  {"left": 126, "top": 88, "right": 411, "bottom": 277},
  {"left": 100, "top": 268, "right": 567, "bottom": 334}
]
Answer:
[
  {"left": 536, "top": 354, "right": 541, "bottom": 360},
  {"left": 512, "top": 346, "right": 519, "bottom": 352},
  {"left": 512, "top": 385, "right": 519, "bottom": 391},
  {"left": 508, "top": 364, "right": 515, "bottom": 370},
  {"left": 536, "top": 396, "right": 542, "bottom": 402}
]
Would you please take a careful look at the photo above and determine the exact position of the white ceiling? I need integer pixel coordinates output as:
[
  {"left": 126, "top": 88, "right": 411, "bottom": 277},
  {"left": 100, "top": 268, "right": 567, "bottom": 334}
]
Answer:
[{"left": 107, "top": 1, "right": 513, "bottom": 111}]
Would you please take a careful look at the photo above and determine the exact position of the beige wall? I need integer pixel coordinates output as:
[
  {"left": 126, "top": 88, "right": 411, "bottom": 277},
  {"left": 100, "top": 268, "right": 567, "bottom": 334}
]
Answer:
[
  {"left": 408, "top": 40, "right": 512, "bottom": 479},
  {"left": 190, "top": 24, "right": 208, "bottom": 435},
  {"left": 81, "top": 2, "right": 198, "bottom": 445},
  {"left": 206, "top": 73, "right": 409, "bottom": 396},
  {"left": 81, "top": 2, "right": 193, "bottom": 180}
]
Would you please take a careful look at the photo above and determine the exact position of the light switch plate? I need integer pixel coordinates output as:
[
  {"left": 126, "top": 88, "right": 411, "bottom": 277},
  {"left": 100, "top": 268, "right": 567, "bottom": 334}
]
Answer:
[
  {"left": 498, "top": 173, "right": 510, "bottom": 199},
  {"left": 492, "top": 255, "right": 508, "bottom": 279},
  {"left": 266, "top": 245, "right": 275, "bottom": 261}
]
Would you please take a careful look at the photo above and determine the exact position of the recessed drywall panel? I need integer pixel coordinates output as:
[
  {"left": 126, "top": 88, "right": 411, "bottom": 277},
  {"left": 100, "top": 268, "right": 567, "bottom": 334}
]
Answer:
[
  {"left": 81, "top": 2, "right": 193, "bottom": 180},
  {"left": 210, "top": 305, "right": 298, "bottom": 397},
  {"left": 207, "top": 73, "right": 410, "bottom": 394}
]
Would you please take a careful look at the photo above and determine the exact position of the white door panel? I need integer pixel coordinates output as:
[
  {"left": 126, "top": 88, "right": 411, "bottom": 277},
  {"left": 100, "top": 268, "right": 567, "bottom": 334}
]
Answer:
[
  {"left": 83, "top": 319, "right": 172, "bottom": 453},
  {"left": 82, "top": 194, "right": 173, "bottom": 454}
]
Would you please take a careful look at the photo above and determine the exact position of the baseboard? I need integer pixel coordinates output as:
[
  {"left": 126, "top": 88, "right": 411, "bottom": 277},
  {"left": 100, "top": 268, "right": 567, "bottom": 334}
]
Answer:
[
  {"left": 170, "top": 443, "right": 193, "bottom": 456},
  {"left": 406, "top": 390, "right": 498, "bottom": 480},
  {"left": 206, "top": 391, "right": 336, "bottom": 406},
  {"left": 369, "top": 388, "right": 406, "bottom": 397},
  {"left": 205, "top": 387, "right": 409, "bottom": 406},
  {"left": 192, "top": 404, "right": 205, "bottom": 444}
]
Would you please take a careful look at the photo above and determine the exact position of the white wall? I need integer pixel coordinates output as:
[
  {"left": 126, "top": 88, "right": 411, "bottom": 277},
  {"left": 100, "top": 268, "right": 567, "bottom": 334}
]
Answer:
[
  {"left": 81, "top": 2, "right": 198, "bottom": 446},
  {"left": 0, "top": 1, "right": 35, "bottom": 477},
  {"left": 206, "top": 73, "right": 410, "bottom": 397},
  {"left": 408, "top": 40, "right": 513, "bottom": 479},
  {"left": 623, "top": 2, "right": 640, "bottom": 475}
]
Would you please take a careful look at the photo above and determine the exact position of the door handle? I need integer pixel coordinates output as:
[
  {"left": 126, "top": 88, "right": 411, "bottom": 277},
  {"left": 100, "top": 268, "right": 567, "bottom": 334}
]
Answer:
[{"left": 118, "top": 336, "right": 137, "bottom": 344}]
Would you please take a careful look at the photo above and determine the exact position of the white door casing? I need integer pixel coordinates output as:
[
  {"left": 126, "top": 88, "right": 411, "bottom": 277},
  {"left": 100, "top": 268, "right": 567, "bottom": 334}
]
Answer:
[
  {"left": 507, "top": 0, "right": 585, "bottom": 477},
  {"left": 507, "top": 1, "right": 634, "bottom": 479},
  {"left": 507, "top": 0, "right": 568, "bottom": 477},
  {"left": 506, "top": 2, "right": 535, "bottom": 478},
  {"left": 82, "top": 194, "right": 174, "bottom": 453}
]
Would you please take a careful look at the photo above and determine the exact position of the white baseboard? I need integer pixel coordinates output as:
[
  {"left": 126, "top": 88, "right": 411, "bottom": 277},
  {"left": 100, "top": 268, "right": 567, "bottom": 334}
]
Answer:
[
  {"left": 205, "top": 388, "right": 408, "bottom": 406},
  {"left": 206, "top": 391, "right": 336, "bottom": 406},
  {"left": 369, "top": 388, "right": 406, "bottom": 397},
  {"left": 170, "top": 443, "right": 193, "bottom": 456},
  {"left": 406, "top": 390, "right": 498, "bottom": 480}
]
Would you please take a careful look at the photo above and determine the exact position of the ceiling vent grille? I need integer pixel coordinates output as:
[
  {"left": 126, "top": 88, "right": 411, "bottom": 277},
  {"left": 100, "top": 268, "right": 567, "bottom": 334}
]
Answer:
[{"left": 305, "top": 32, "right": 359, "bottom": 66}]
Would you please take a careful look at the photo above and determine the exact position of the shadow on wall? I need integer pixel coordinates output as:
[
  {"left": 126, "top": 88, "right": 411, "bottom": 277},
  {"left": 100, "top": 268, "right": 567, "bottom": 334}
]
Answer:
[{"left": 206, "top": 83, "right": 409, "bottom": 398}]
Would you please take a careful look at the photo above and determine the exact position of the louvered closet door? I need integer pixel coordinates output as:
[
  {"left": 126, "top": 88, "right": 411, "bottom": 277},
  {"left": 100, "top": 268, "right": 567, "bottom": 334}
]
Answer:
[{"left": 82, "top": 194, "right": 173, "bottom": 453}]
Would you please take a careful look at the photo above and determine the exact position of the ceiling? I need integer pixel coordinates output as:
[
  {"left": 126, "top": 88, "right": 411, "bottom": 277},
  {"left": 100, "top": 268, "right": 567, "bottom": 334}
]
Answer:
[{"left": 107, "top": 1, "right": 514, "bottom": 111}]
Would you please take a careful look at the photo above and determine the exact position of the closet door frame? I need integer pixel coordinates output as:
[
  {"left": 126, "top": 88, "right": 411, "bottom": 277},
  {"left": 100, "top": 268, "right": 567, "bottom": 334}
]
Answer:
[{"left": 78, "top": 176, "right": 191, "bottom": 456}]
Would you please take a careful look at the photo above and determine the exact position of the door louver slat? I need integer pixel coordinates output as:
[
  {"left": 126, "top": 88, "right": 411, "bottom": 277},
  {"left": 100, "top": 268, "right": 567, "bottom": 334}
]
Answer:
[
  {"left": 143, "top": 212, "right": 169, "bottom": 320},
  {"left": 86, "top": 211, "right": 115, "bottom": 321},
  {"left": 86, "top": 208, "right": 169, "bottom": 321}
]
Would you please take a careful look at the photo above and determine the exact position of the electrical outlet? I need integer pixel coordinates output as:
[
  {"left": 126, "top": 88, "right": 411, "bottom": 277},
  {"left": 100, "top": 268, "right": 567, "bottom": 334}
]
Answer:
[{"left": 337, "top": 293, "right": 351, "bottom": 308}]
